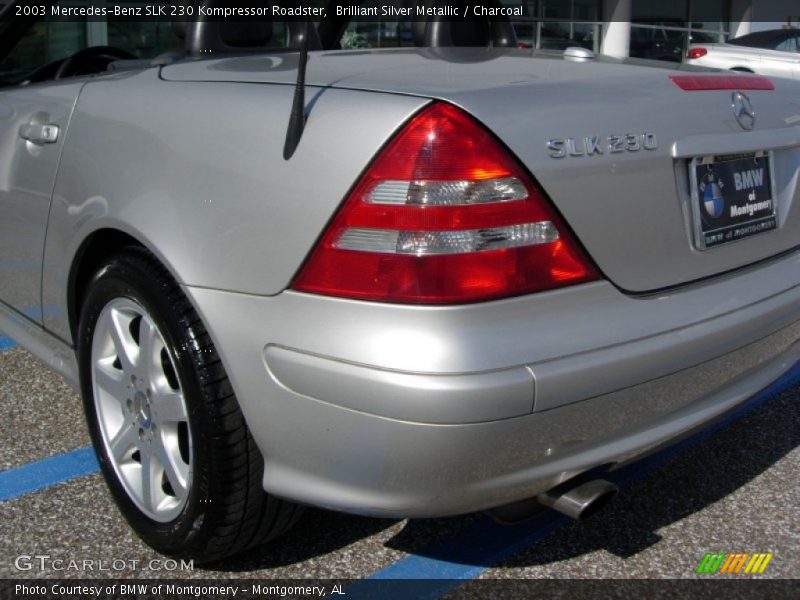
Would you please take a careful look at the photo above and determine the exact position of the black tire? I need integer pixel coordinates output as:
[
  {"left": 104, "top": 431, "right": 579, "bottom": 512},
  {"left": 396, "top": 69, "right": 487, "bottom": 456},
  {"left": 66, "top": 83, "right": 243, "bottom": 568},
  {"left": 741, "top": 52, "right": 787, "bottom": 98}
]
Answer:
[{"left": 77, "top": 247, "right": 302, "bottom": 563}]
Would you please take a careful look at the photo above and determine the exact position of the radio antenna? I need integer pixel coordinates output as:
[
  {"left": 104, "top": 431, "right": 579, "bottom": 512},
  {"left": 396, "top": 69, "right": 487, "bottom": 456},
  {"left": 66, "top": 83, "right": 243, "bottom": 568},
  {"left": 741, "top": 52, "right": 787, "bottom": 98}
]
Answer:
[{"left": 283, "top": 21, "right": 311, "bottom": 160}]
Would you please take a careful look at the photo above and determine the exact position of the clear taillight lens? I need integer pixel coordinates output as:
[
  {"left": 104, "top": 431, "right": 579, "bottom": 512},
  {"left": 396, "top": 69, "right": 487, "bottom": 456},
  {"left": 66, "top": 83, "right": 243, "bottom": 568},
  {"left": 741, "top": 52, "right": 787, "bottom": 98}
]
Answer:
[{"left": 291, "top": 102, "right": 599, "bottom": 304}]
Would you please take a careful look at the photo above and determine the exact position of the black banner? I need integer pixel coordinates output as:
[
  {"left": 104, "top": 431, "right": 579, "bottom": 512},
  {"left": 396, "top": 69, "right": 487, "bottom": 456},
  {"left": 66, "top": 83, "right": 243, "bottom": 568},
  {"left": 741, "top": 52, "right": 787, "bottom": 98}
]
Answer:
[
  {"left": 2, "top": 579, "right": 799, "bottom": 600},
  {"left": 5, "top": 1, "right": 799, "bottom": 23}
]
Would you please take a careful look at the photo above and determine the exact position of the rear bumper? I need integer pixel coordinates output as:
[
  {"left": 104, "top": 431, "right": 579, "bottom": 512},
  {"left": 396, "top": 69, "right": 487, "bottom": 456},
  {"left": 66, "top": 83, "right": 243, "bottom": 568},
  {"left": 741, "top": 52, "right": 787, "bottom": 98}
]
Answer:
[{"left": 185, "top": 250, "right": 800, "bottom": 517}]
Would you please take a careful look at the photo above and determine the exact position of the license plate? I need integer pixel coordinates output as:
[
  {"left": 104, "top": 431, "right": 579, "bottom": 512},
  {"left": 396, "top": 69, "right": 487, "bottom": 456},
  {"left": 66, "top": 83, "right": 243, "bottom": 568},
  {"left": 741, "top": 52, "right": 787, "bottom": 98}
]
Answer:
[{"left": 689, "top": 151, "right": 777, "bottom": 250}]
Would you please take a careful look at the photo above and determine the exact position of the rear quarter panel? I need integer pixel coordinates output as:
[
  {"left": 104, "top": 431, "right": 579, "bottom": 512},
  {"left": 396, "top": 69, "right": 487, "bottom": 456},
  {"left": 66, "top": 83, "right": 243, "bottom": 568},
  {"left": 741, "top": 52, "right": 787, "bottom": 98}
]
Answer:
[{"left": 41, "top": 68, "right": 428, "bottom": 342}]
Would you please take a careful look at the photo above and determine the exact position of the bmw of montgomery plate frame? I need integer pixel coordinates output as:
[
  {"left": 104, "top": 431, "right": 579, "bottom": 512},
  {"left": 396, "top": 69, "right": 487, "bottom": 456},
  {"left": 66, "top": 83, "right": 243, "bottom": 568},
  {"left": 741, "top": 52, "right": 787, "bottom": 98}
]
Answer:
[{"left": 0, "top": 0, "right": 799, "bottom": 598}]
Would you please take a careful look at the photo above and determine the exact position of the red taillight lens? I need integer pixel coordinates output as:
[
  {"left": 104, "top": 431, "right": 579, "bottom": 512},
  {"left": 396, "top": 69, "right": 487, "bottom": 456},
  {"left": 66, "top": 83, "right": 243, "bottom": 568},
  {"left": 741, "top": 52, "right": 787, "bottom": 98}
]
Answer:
[
  {"left": 291, "top": 102, "right": 599, "bottom": 304},
  {"left": 669, "top": 74, "right": 774, "bottom": 91},
  {"left": 686, "top": 47, "right": 708, "bottom": 59}
]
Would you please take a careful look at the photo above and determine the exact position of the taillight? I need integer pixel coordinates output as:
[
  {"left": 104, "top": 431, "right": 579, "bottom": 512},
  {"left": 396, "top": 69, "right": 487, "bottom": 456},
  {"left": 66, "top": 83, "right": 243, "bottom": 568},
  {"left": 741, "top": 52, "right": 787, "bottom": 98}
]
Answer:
[
  {"left": 291, "top": 102, "right": 599, "bottom": 304},
  {"left": 686, "top": 47, "right": 708, "bottom": 59}
]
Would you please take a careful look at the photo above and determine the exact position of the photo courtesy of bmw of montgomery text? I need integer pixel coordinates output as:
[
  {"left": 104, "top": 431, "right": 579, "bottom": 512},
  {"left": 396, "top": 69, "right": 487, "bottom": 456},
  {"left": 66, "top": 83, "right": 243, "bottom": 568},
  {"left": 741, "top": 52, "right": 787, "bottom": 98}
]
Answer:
[{"left": 1, "top": 1, "right": 800, "bottom": 563}]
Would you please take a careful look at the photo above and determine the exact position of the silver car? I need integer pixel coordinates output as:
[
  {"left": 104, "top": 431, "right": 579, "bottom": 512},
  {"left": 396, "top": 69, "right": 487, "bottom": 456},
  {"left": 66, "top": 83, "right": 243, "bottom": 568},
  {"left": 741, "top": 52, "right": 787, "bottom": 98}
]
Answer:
[
  {"left": 687, "top": 28, "right": 800, "bottom": 79},
  {"left": 2, "top": 3, "right": 800, "bottom": 563}
]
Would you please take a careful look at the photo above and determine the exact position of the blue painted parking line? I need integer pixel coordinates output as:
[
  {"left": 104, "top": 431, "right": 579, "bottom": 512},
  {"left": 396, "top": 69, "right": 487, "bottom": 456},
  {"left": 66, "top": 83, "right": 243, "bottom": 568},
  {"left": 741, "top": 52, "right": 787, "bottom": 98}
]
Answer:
[
  {"left": 0, "top": 335, "right": 16, "bottom": 351},
  {"left": 0, "top": 446, "right": 98, "bottom": 502},
  {"left": 352, "top": 360, "right": 800, "bottom": 598}
]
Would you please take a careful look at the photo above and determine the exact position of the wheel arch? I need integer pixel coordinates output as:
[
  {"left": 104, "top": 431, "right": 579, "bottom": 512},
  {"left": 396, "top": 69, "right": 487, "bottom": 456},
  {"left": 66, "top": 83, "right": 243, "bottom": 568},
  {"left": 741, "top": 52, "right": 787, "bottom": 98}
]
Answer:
[{"left": 68, "top": 228, "right": 160, "bottom": 342}]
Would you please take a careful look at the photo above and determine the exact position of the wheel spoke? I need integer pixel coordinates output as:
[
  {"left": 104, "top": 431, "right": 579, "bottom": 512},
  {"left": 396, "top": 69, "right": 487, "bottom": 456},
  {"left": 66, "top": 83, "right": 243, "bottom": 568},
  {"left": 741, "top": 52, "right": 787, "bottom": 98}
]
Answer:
[
  {"left": 108, "top": 423, "right": 138, "bottom": 461},
  {"left": 94, "top": 358, "right": 129, "bottom": 404},
  {"left": 108, "top": 308, "right": 138, "bottom": 374},
  {"left": 139, "top": 447, "right": 156, "bottom": 512},
  {"left": 138, "top": 317, "right": 164, "bottom": 386},
  {"left": 154, "top": 390, "right": 187, "bottom": 423},
  {"left": 154, "top": 435, "right": 188, "bottom": 495}
]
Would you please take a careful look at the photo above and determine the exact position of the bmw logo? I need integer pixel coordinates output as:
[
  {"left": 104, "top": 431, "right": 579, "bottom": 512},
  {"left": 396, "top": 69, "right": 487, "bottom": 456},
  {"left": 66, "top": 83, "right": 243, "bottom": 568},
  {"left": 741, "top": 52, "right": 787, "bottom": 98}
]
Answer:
[{"left": 699, "top": 170, "right": 725, "bottom": 219}]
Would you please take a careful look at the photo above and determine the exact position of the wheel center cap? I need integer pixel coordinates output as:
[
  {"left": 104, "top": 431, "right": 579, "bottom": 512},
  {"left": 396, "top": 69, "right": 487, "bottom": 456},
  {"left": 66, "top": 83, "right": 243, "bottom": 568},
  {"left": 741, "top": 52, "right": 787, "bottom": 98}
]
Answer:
[{"left": 133, "top": 390, "right": 152, "bottom": 428}]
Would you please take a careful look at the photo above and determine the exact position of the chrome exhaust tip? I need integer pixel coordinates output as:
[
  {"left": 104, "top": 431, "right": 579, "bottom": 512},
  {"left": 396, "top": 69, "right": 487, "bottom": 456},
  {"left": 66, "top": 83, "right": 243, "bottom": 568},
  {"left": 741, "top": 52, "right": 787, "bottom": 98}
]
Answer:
[
  {"left": 536, "top": 479, "right": 618, "bottom": 521},
  {"left": 486, "top": 478, "right": 619, "bottom": 525}
]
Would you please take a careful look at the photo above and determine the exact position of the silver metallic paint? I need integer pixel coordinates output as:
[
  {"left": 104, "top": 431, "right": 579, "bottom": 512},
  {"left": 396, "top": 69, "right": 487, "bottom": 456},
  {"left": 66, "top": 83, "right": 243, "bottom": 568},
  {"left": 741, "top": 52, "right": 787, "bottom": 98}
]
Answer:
[
  {"left": 264, "top": 345, "right": 536, "bottom": 424},
  {"left": 0, "top": 80, "right": 84, "bottom": 323},
  {"left": 40, "top": 68, "right": 428, "bottom": 341}
]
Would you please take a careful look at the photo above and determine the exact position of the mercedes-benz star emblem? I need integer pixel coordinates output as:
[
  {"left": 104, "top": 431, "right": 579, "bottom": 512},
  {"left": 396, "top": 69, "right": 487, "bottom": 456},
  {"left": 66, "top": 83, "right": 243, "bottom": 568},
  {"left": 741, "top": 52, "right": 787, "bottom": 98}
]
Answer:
[{"left": 732, "top": 91, "right": 756, "bottom": 130}]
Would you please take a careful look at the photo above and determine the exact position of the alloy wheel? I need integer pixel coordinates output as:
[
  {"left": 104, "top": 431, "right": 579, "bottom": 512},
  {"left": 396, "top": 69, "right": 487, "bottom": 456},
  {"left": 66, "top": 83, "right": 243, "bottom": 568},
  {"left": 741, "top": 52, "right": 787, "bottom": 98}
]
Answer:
[{"left": 90, "top": 298, "right": 192, "bottom": 522}]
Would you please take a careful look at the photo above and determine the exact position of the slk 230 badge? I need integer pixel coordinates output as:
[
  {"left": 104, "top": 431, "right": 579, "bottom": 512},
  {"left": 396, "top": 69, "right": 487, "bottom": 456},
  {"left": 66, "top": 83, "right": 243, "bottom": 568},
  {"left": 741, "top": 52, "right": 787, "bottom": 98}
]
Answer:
[{"left": 548, "top": 133, "right": 658, "bottom": 158}]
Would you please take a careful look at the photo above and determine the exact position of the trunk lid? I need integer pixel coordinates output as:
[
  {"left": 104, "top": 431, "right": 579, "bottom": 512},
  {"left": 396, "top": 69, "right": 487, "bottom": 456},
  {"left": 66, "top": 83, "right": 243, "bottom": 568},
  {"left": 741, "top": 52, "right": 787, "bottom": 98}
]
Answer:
[{"left": 162, "top": 48, "right": 800, "bottom": 292}]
